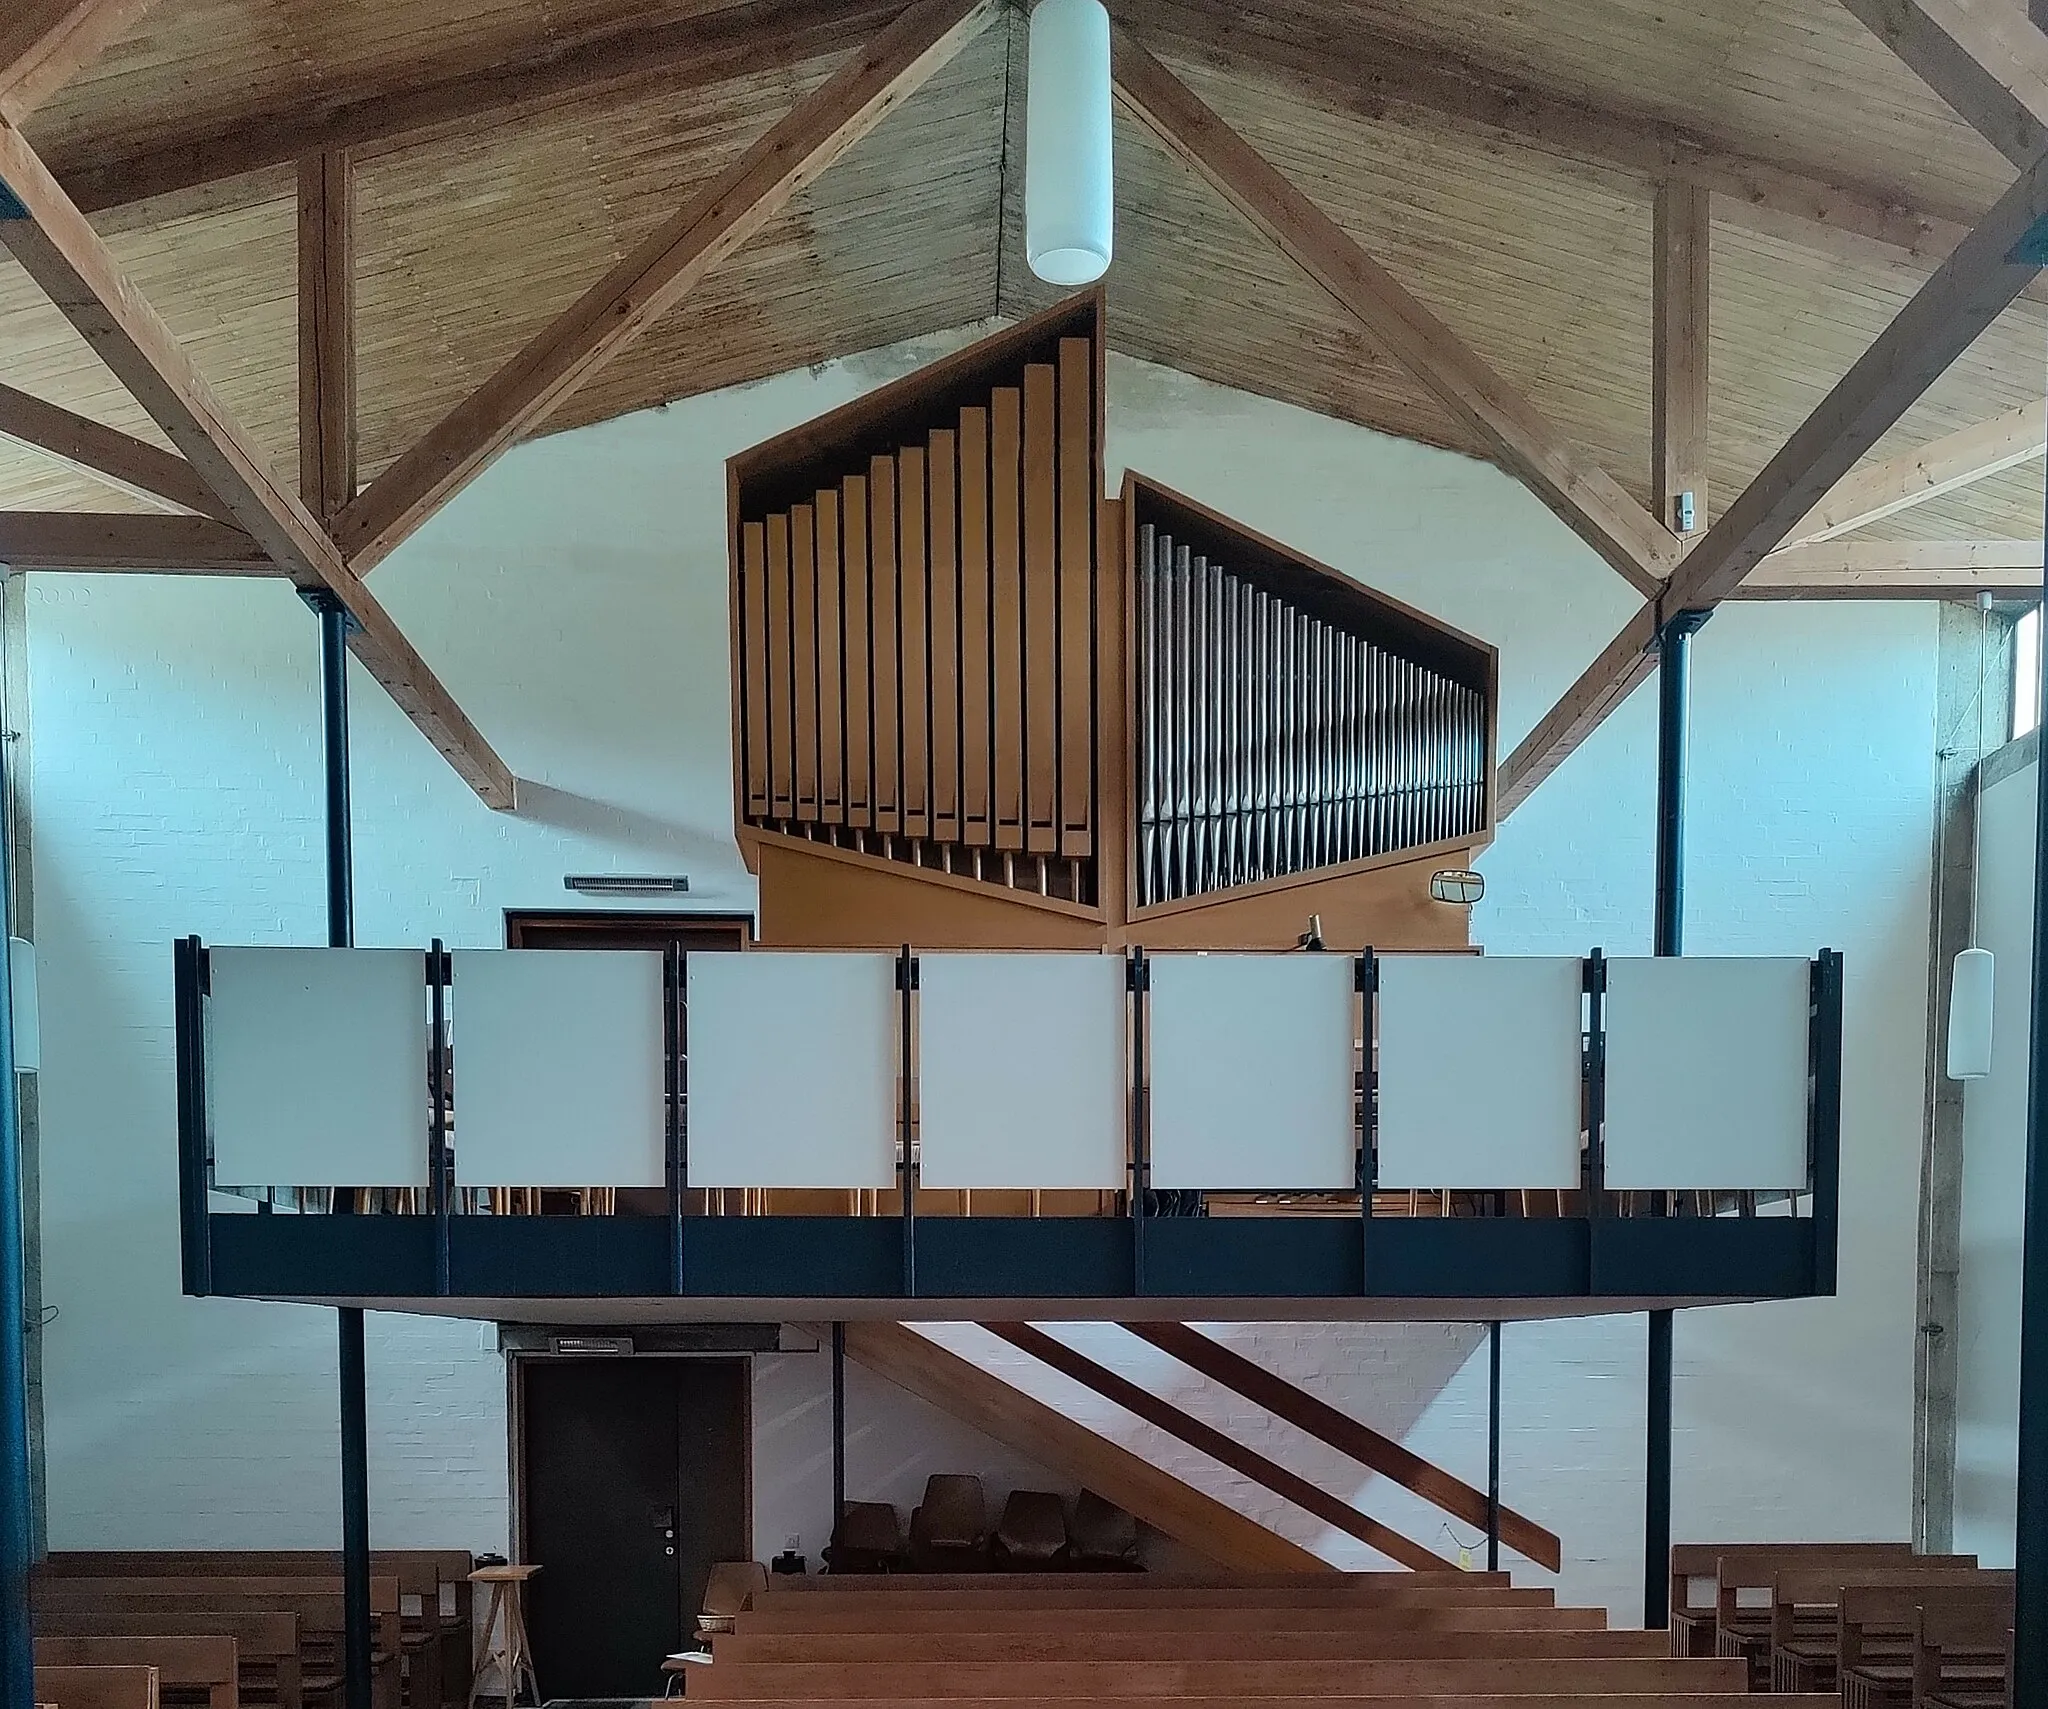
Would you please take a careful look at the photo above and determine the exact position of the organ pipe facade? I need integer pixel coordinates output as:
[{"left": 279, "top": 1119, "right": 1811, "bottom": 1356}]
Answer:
[{"left": 727, "top": 293, "right": 1497, "bottom": 952}]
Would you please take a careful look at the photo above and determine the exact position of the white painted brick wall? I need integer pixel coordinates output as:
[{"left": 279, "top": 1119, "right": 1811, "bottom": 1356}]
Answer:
[{"left": 28, "top": 331, "right": 1934, "bottom": 1617}]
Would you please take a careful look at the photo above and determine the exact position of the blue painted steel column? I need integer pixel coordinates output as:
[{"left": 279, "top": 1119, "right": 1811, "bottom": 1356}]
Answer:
[
  {"left": 1646, "top": 608, "right": 1706, "bottom": 1631},
  {"left": 312, "top": 593, "right": 374, "bottom": 1709},
  {"left": 0, "top": 733, "right": 31, "bottom": 1709},
  {"left": 2013, "top": 464, "right": 2048, "bottom": 1709},
  {"left": 1486, "top": 1319, "right": 1501, "bottom": 1573}
]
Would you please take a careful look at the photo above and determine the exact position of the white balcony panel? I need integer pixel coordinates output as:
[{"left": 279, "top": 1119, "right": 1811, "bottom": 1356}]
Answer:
[
  {"left": 1603, "top": 956, "right": 1812, "bottom": 1191},
  {"left": 1376, "top": 955, "right": 1584, "bottom": 1189},
  {"left": 919, "top": 953, "right": 1126, "bottom": 1189},
  {"left": 208, "top": 947, "right": 427, "bottom": 1188},
  {"left": 451, "top": 950, "right": 666, "bottom": 1188},
  {"left": 1148, "top": 953, "right": 1356, "bottom": 1190},
  {"left": 686, "top": 952, "right": 898, "bottom": 1188}
]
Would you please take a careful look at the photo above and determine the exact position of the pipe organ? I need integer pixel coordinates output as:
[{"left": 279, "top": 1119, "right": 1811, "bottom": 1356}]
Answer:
[{"left": 728, "top": 295, "right": 1498, "bottom": 953}]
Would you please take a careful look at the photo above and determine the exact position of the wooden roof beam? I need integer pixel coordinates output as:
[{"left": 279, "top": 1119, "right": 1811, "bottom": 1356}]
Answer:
[
  {"left": 1111, "top": 28, "right": 1679, "bottom": 598},
  {"left": 49, "top": 0, "right": 906, "bottom": 222},
  {"left": 0, "top": 512, "right": 273, "bottom": 574},
  {"left": 1787, "top": 400, "right": 2045, "bottom": 544},
  {"left": 0, "top": 117, "right": 517, "bottom": 809},
  {"left": 333, "top": 0, "right": 998, "bottom": 575},
  {"left": 1739, "top": 538, "right": 2044, "bottom": 600},
  {"left": 297, "top": 149, "right": 355, "bottom": 522},
  {"left": 1839, "top": 0, "right": 2048, "bottom": 169},
  {"left": 0, "top": 0, "right": 159, "bottom": 125},
  {"left": 1500, "top": 147, "right": 2048, "bottom": 813},
  {"left": 0, "top": 381, "right": 236, "bottom": 521},
  {"left": 1115, "top": 0, "right": 2021, "bottom": 288},
  {"left": 1651, "top": 180, "right": 1710, "bottom": 538}
]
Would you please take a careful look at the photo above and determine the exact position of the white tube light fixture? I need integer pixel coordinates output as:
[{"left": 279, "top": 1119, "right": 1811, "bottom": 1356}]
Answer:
[
  {"left": 1947, "top": 945, "right": 1995, "bottom": 1081},
  {"left": 1025, "top": 0, "right": 1114, "bottom": 286}
]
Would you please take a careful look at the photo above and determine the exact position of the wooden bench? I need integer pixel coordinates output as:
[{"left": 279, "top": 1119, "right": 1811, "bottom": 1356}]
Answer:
[
  {"left": 685, "top": 1653, "right": 1751, "bottom": 1698},
  {"left": 715, "top": 1626, "right": 1670, "bottom": 1664},
  {"left": 35, "top": 1666, "right": 159, "bottom": 1709},
  {"left": 1766, "top": 1560, "right": 1987, "bottom": 1691},
  {"left": 41, "top": 1552, "right": 470, "bottom": 1709},
  {"left": 1708, "top": 1544, "right": 1924, "bottom": 1688},
  {"left": 35, "top": 1637, "right": 236, "bottom": 1709},
  {"left": 1665, "top": 1540, "right": 1909, "bottom": 1657},
  {"left": 1832, "top": 1581, "right": 2016, "bottom": 1709},
  {"left": 35, "top": 1579, "right": 402, "bottom": 1709},
  {"left": 35, "top": 1612, "right": 298, "bottom": 1709}
]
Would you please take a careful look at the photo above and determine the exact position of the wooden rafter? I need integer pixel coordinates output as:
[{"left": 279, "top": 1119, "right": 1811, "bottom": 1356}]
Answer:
[
  {"left": 334, "top": 0, "right": 998, "bottom": 574},
  {"left": 0, "top": 117, "right": 516, "bottom": 809},
  {"left": 0, "top": 512, "right": 271, "bottom": 574},
  {"left": 297, "top": 149, "right": 355, "bottom": 520},
  {"left": 1839, "top": 0, "right": 2048, "bottom": 168},
  {"left": 1500, "top": 145, "right": 2048, "bottom": 814},
  {"left": 51, "top": 0, "right": 904, "bottom": 221},
  {"left": 0, "top": 0, "right": 158, "bottom": 124},
  {"left": 0, "top": 381, "right": 234, "bottom": 520},
  {"left": 1651, "top": 180, "right": 1710, "bottom": 537},
  {"left": 1739, "top": 538, "right": 2044, "bottom": 600},
  {"left": 1119, "top": 0, "right": 2034, "bottom": 289},
  {"left": 1788, "top": 400, "right": 2045, "bottom": 543},
  {"left": 1111, "top": 27, "right": 1678, "bottom": 598}
]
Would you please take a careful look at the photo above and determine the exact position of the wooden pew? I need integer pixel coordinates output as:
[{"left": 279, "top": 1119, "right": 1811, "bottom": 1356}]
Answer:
[
  {"left": 715, "top": 1627, "right": 1670, "bottom": 1664},
  {"left": 40, "top": 1554, "right": 470, "bottom": 1709},
  {"left": 35, "top": 1612, "right": 298, "bottom": 1709},
  {"left": 1914, "top": 1596, "right": 2015, "bottom": 1709},
  {"left": 35, "top": 1666, "right": 158, "bottom": 1709},
  {"left": 1831, "top": 1581, "right": 2016, "bottom": 1709},
  {"left": 35, "top": 1638, "right": 235, "bottom": 1709},
  {"left": 685, "top": 1653, "right": 1751, "bottom": 1698},
  {"left": 1710, "top": 1544, "right": 1923, "bottom": 1687},
  {"left": 34, "top": 1581, "right": 400, "bottom": 1709},
  {"left": 1666, "top": 1541, "right": 1911, "bottom": 1661},
  {"left": 1767, "top": 1560, "right": 1986, "bottom": 1691}
]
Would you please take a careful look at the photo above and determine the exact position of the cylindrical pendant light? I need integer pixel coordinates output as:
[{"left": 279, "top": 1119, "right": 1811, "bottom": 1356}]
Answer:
[
  {"left": 1025, "top": 0, "right": 1113, "bottom": 286},
  {"left": 1950, "top": 944, "right": 1996, "bottom": 1080}
]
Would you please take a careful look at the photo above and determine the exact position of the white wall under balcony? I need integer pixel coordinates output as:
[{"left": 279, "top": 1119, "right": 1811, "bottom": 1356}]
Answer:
[{"left": 28, "top": 328, "right": 1935, "bottom": 1612}]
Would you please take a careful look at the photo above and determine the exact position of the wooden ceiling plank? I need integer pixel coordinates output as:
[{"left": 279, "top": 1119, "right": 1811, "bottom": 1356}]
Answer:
[
  {"left": 0, "top": 0, "right": 159, "bottom": 125},
  {"left": 1651, "top": 179, "right": 1710, "bottom": 537},
  {"left": 0, "top": 511, "right": 275, "bottom": 574},
  {"left": 0, "top": 116, "right": 517, "bottom": 809},
  {"left": 1117, "top": 0, "right": 2010, "bottom": 284},
  {"left": 0, "top": 380, "right": 237, "bottom": 521},
  {"left": 1838, "top": 0, "right": 2048, "bottom": 169},
  {"left": 51, "top": 0, "right": 906, "bottom": 221},
  {"left": 332, "top": 0, "right": 999, "bottom": 575},
  {"left": 1110, "top": 25, "right": 1678, "bottom": 598},
  {"left": 1740, "top": 537, "right": 2044, "bottom": 600},
  {"left": 1788, "top": 399, "right": 2045, "bottom": 543},
  {"left": 297, "top": 149, "right": 355, "bottom": 521},
  {"left": 1499, "top": 148, "right": 2048, "bottom": 814}
]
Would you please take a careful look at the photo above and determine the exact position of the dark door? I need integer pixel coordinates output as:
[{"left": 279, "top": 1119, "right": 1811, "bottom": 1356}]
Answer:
[{"left": 520, "top": 1357, "right": 749, "bottom": 1698}]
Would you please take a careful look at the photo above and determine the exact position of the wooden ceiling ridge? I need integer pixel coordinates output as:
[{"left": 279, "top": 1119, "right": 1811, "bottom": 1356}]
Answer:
[
  {"left": 45, "top": 0, "right": 908, "bottom": 223},
  {"left": 331, "top": 0, "right": 1002, "bottom": 576},
  {"left": 0, "top": 115, "right": 518, "bottom": 807},
  {"left": 1109, "top": 25, "right": 1681, "bottom": 599}
]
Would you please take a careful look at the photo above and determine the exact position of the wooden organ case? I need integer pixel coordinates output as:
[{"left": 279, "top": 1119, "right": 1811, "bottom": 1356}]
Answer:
[{"left": 728, "top": 295, "right": 1497, "bottom": 952}]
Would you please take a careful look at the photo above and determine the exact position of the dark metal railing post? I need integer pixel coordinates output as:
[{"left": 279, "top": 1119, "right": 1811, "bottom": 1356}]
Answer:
[
  {"left": 831, "top": 1321, "right": 847, "bottom": 1537},
  {"left": 1644, "top": 607, "right": 1705, "bottom": 1633},
  {"left": 1358, "top": 950, "right": 1377, "bottom": 1291},
  {"left": 309, "top": 589, "right": 373, "bottom": 1709},
  {"left": 898, "top": 945, "right": 917, "bottom": 1299},
  {"left": 0, "top": 737, "right": 31, "bottom": 1709},
  {"left": 1486, "top": 1319, "right": 1502, "bottom": 1573},
  {"left": 2011, "top": 448, "right": 2048, "bottom": 1706},
  {"left": 174, "top": 935, "right": 213, "bottom": 1296},
  {"left": 1810, "top": 951, "right": 1844, "bottom": 1295},
  {"left": 428, "top": 943, "right": 450, "bottom": 1296},
  {"left": 1128, "top": 946, "right": 1150, "bottom": 1296},
  {"left": 667, "top": 943, "right": 685, "bottom": 1295},
  {"left": 1584, "top": 949, "right": 1608, "bottom": 1206}
]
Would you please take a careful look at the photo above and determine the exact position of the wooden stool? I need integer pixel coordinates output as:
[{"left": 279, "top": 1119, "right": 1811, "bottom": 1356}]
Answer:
[{"left": 467, "top": 1564, "right": 540, "bottom": 1709}]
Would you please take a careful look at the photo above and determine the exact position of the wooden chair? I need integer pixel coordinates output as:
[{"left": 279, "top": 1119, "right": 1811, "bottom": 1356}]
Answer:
[
  {"left": 696, "top": 1562, "right": 769, "bottom": 1641},
  {"left": 1766, "top": 1559, "right": 1981, "bottom": 1691},
  {"left": 34, "top": 1666, "right": 158, "bottom": 1709},
  {"left": 35, "top": 1637, "right": 236, "bottom": 1709}
]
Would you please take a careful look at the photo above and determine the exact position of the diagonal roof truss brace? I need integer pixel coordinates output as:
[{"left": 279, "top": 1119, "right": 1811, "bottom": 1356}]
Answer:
[
  {"left": 334, "top": 0, "right": 1000, "bottom": 575},
  {"left": 1109, "top": 27, "right": 1680, "bottom": 599}
]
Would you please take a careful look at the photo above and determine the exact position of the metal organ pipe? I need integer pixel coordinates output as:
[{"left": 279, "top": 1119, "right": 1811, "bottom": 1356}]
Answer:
[{"left": 1134, "top": 526, "right": 1488, "bottom": 908}]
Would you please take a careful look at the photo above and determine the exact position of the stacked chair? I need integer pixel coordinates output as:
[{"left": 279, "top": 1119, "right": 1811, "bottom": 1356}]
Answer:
[{"left": 822, "top": 1479, "right": 1140, "bottom": 1574}]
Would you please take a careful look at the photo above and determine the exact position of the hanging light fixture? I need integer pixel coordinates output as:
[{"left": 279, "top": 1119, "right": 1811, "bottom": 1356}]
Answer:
[
  {"left": 1948, "top": 592, "right": 1997, "bottom": 1081},
  {"left": 1025, "top": 0, "right": 1113, "bottom": 286}
]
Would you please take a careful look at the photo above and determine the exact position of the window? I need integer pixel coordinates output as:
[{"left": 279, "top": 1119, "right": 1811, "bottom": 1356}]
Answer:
[{"left": 2015, "top": 605, "right": 2042, "bottom": 743}]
